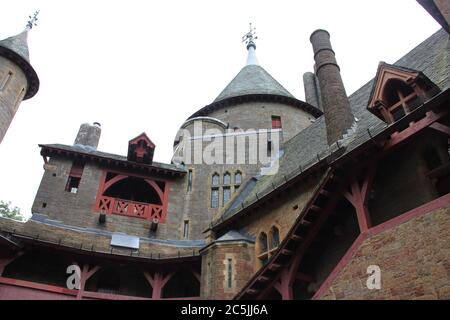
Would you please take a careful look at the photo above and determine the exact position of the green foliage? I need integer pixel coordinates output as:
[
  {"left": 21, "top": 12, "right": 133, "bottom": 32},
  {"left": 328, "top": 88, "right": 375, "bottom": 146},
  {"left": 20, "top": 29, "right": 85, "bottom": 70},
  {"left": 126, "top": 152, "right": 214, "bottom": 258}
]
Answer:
[{"left": 0, "top": 200, "right": 24, "bottom": 221}]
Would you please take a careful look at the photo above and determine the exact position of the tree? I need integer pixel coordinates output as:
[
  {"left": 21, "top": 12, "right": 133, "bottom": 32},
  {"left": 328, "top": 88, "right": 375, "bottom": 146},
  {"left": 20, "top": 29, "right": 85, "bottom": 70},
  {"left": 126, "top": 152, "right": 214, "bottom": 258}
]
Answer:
[{"left": 0, "top": 201, "right": 24, "bottom": 221}]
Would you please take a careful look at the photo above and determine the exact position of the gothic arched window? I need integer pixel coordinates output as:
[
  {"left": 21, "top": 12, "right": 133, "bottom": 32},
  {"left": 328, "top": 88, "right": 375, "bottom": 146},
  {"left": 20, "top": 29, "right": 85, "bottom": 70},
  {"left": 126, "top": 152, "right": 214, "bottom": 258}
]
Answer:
[
  {"left": 212, "top": 173, "right": 220, "bottom": 187},
  {"left": 269, "top": 226, "right": 280, "bottom": 250},
  {"left": 223, "top": 172, "right": 231, "bottom": 185},
  {"left": 235, "top": 171, "right": 242, "bottom": 185},
  {"left": 257, "top": 232, "right": 269, "bottom": 266}
]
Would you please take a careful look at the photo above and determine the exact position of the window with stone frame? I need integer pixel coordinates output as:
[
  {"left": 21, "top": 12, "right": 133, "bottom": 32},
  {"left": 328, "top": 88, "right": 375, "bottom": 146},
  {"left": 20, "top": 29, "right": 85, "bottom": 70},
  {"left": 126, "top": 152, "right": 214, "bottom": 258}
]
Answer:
[
  {"left": 227, "top": 258, "right": 233, "bottom": 289},
  {"left": 269, "top": 226, "right": 280, "bottom": 250},
  {"left": 212, "top": 173, "right": 220, "bottom": 186},
  {"left": 223, "top": 172, "right": 231, "bottom": 185},
  {"left": 271, "top": 115, "right": 282, "bottom": 129},
  {"left": 257, "top": 232, "right": 269, "bottom": 266},
  {"left": 223, "top": 187, "right": 231, "bottom": 205},
  {"left": 257, "top": 226, "right": 281, "bottom": 268},
  {"left": 187, "top": 169, "right": 193, "bottom": 192},
  {"left": 211, "top": 188, "right": 219, "bottom": 209},
  {"left": 234, "top": 171, "right": 242, "bottom": 186}
]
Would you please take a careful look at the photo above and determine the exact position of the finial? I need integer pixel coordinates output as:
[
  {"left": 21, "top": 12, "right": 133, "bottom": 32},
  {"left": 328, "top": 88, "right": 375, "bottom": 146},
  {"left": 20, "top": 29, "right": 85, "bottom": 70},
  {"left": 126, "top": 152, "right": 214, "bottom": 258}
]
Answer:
[
  {"left": 242, "top": 23, "right": 257, "bottom": 50},
  {"left": 26, "top": 10, "right": 40, "bottom": 30}
]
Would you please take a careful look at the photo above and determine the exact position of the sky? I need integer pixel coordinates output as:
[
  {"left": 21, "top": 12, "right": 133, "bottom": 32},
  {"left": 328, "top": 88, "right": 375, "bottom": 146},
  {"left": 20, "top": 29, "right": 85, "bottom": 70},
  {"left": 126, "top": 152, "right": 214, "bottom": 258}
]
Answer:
[{"left": 0, "top": 0, "right": 441, "bottom": 218}]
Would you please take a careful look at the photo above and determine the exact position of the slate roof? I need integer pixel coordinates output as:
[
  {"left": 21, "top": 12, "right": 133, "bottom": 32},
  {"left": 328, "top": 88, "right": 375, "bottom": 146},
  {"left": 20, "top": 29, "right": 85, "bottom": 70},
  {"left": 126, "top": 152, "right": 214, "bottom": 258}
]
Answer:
[
  {"left": 217, "top": 28, "right": 449, "bottom": 226},
  {"left": 214, "top": 64, "right": 295, "bottom": 102},
  {"left": 0, "top": 30, "right": 30, "bottom": 62},
  {"left": 40, "top": 143, "right": 186, "bottom": 173},
  {"left": 0, "top": 215, "right": 204, "bottom": 262},
  {"left": 215, "top": 230, "right": 255, "bottom": 243}
]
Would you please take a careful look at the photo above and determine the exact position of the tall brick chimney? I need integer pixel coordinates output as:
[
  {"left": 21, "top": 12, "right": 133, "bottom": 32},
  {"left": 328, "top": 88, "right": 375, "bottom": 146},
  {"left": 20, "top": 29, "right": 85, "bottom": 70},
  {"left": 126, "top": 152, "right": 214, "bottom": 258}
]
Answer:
[
  {"left": 310, "top": 29, "right": 354, "bottom": 146},
  {"left": 74, "top": 122, "right": 101, "bottom": 150}
]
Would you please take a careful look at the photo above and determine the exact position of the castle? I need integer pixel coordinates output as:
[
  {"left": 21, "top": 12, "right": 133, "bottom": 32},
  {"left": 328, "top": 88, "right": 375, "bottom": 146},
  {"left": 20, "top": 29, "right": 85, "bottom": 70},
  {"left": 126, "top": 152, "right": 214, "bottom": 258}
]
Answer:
[{"left": 0, "top": 1, "right": 449, "bottom": 300}]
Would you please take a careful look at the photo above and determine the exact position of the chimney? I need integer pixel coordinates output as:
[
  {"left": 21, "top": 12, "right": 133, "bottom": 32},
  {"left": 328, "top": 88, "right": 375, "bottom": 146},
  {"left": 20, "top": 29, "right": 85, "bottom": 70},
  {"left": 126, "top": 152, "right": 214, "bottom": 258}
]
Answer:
[
  {"left": 74, "top": 122, "right": 101, "bottom": 150},
  {"left": 303, "top": 72, "right": 322, "bottom": 110},
  {"left": 310, "top": 29, "right": 354, "bottom": 145}
]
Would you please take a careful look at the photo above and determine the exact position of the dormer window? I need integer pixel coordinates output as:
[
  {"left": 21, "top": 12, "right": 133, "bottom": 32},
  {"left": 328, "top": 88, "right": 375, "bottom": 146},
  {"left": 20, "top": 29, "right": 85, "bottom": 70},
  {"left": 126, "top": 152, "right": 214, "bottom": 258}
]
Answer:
[
  {"left": 367, "top": 62, "right": 440, "bottom": 124},
  {"left": 127, "top": 133, "right": 155, "bottom": 164}
]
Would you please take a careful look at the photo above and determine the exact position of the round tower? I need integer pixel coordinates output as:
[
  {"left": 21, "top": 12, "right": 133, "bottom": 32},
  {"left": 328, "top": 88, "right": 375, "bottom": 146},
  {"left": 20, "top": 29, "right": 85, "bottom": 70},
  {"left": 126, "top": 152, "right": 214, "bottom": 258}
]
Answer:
[{"left": 0, "top": 13, "right": 40, "bottom": 143}]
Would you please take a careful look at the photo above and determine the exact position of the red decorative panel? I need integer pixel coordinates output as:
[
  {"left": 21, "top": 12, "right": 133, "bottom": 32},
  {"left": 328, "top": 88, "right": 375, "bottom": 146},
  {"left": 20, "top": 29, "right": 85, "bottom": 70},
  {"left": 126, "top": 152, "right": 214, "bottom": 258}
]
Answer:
[{"left": 95, "top": 196, "right": 167, "bottom": 223}]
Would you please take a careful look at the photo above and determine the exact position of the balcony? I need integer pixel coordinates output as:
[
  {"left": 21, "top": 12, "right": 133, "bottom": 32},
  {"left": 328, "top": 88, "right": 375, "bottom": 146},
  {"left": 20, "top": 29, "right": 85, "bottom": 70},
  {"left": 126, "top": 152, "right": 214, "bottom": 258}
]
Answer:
[{"left": 95, "top": 196, "right": 164, "bottom": 222}]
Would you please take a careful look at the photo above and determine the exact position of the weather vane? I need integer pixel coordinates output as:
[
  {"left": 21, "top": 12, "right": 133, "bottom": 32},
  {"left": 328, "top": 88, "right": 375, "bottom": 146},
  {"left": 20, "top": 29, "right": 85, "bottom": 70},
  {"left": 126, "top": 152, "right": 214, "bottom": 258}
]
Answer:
[
  {"left": 26, "top": 10, "right": 40, "bottom": 30},
  {"left": 242, "top": 23, "right": 257, "bottom": 48}
]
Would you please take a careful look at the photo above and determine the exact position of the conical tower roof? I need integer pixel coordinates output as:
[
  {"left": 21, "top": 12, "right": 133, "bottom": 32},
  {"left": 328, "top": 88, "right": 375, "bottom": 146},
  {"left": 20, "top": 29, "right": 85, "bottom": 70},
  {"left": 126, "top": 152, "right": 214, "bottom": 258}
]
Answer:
[
  {"left": 188, "top": 29, "right": 322, "bottom": 119},
  {"left": 0, "top": 28, "right": 39, "bottom": 99},
  {"left": 214, "top": 64, "right": 295, "bottom": 103},
  {"left": 0, "top": 30, "right": 30, "bottom": 62}
]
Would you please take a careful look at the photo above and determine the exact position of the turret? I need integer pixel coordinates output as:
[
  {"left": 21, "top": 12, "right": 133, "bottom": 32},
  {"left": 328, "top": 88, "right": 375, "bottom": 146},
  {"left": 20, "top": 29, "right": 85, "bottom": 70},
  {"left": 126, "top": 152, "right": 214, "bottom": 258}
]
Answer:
[{"left": 0, "top": 11, "right": 40, "bottom": 143}]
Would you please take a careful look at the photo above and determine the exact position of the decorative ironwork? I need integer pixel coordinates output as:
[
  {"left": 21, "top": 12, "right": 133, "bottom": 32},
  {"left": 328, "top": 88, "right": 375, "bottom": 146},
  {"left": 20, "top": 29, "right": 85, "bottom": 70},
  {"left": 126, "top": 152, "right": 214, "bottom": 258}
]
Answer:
[
  {"left": 242, "top": 23, "right": 257, "bottom": 48},
  {"left": 26, "top": 10, "right": 40, "bottom": 30}
]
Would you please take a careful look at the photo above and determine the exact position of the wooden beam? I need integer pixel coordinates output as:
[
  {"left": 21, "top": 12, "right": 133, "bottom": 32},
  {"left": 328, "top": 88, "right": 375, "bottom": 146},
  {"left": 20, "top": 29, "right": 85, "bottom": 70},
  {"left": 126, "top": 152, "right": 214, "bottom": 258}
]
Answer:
[
  {"left": 383, "top": 110, "right": 448, "bottom": 151},
  {"left": 246, "top": 288, "right": 259, "bottom": 295},
  {"left": 281, "top": 249, "right": 293, "bottom": 256},
  {"left": 0, "top": 251, "right": 24, "bottom": 276},
  {"left": 429, "top": 122, "right": 450, "bottom": 135},
  {"left": 290, "top": 234, "right": 303, "bottom": 242},
  {"left": 268, "top": 263, "right": 282, "bottom": 271}
]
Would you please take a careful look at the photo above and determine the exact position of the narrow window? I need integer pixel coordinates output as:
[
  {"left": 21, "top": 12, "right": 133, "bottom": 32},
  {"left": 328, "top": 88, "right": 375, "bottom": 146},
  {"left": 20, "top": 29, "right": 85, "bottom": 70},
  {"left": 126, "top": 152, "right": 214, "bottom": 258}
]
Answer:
[
  {"left": 187, "top": 169, "right": 193, "bottom": 192},
  {"left": 235, "top": 171, "right": 242, "bottom": 185},
  {"left": 13, "top": 87, "right": 26, "bottom": 112},
  {"left": 223, "top": 187, "right": 231, "bottom": 205},
  {"left": 267, "top": 138, "right": 272, "bottom": 157},
  {"left": 259, "top": 232, "right": 268, "bottom": 252},
  {"left": 270, "top": 226, "right": 280, "bottom": 249},
  {"left": 212, "top": 173, "right": 220, "bottom": 186},
  {"left": 65, "top": 161, "right": 85, "bottom": 193},
  {"left": 183, "top": 220, "right": 189, "bottom": 239},
  {"left": 257, "top": 232, "right": 269, "bottom": 266},
  {"left": 223, "top": 172, "right": 231, "bottom": 185},
  {"left": 211, "top": 188, "right": 219, "bottom": 208},
  {"left": 0, "top": 71, "right": 13, "bottom": 92},
  {"left": 227, "top": 258, "right": 233, "bottom": 289},
  {"left": 271, "top": 116, "right": 282, "bottom": 129}
]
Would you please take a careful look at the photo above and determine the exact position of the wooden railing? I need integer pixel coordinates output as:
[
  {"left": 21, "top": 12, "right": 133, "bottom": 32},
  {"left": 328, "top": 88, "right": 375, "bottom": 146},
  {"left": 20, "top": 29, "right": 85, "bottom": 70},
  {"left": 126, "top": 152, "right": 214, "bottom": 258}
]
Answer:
[{"left": 95, "top": 196, "right": 164, "bottom": 221}]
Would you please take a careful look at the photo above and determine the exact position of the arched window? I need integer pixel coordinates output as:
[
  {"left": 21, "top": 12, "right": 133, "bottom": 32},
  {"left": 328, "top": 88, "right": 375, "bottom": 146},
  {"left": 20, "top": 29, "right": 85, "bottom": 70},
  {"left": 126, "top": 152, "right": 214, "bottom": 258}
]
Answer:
[
  {"left": 212, "top": 173, "right": 220, "bottom": 186},
  {"left": 257, "top": 232, "right": 269, "bottom": 266},
  {"left": 223, "top": 172, "right": 231, "bottom": 185},
  {"left": 235, "top": 171, "right": 242, "bottom": 185},
  {"left": 269, "top": 226, "right": 280, "bottom": 250}
]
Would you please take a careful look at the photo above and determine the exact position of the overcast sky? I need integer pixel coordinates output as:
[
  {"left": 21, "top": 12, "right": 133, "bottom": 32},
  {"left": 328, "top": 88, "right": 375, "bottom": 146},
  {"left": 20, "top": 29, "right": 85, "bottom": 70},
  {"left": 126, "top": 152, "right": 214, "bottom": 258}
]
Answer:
[{"left": 0, "top": 0, "right": 440, "bottom": 218}]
